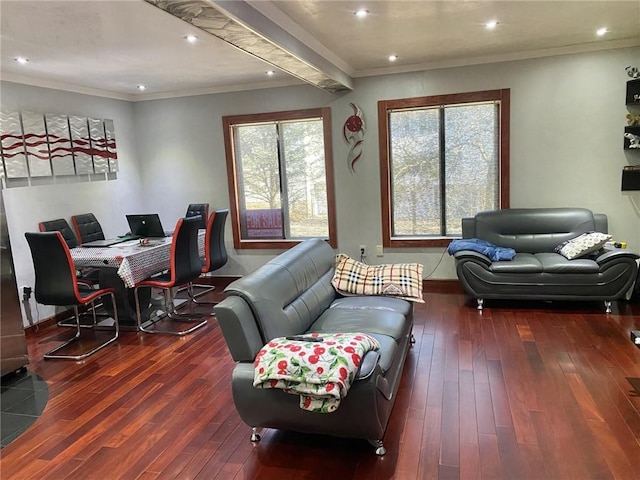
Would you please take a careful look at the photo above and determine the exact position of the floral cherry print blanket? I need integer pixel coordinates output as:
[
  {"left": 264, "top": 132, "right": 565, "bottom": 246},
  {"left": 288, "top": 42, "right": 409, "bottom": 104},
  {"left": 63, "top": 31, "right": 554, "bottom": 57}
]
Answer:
[{"left": 253, "top": 332, "right": 380, "bottom": 413}]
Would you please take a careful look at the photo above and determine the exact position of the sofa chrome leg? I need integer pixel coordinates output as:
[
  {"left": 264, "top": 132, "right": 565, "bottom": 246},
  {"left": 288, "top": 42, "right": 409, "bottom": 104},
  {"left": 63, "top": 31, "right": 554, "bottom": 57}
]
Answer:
[
  {"left": 477, "top": 298, "right": 484, "bottom": 311},
  {"left": 250, "top": 427, "right": 261, "bottom": 442},
  {"left": 604, "top": 300, "right": 612, "bottom": 314},
  {"left": 368, "top": 439, "right": 386, "bottom": 456}
]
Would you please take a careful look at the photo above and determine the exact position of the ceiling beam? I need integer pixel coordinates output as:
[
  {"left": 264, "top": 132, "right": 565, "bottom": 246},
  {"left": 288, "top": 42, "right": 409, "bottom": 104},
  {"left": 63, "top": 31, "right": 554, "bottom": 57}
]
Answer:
[{"left": 145, "top": 0, "right": 353, "bottom": 92}]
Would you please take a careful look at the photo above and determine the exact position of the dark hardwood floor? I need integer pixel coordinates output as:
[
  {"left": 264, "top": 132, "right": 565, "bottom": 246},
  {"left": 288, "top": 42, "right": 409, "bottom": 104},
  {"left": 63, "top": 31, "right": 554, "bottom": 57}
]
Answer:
[{"left": 2, "top": 285, "right": 640, "bottom": 479}]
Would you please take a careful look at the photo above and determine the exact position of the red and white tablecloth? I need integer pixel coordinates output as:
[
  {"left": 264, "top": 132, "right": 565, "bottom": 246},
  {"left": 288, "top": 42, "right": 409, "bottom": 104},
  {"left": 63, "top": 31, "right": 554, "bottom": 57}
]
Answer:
[{"left": 70, "top": 233, "right": 205, "bottom": 288}]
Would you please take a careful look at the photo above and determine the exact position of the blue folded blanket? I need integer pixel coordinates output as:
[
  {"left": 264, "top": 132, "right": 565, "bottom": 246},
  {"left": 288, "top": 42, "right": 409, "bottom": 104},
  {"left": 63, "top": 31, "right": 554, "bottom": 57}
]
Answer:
[{"left": 447, "top": 238, "right": 516, "bottom": 261}]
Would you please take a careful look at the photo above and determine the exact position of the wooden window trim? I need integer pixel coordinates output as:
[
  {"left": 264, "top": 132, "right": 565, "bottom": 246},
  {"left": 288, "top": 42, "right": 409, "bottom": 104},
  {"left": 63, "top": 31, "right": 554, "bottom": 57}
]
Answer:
[
  {"left": 223, "top": 107, "right": 337, "bottom": 250},
  {"left": 378, "top": 89, "right": 510, "bottom": 248}
]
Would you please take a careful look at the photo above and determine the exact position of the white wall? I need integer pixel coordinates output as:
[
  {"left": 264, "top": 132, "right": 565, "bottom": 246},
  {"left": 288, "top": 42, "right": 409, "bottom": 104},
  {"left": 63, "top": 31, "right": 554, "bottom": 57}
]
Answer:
[
  {"left": 3, "top": 46, "right": 640, "bottom": 326},
  {"left": 1, "top": 82, "right": 145, "bottom": 324}
]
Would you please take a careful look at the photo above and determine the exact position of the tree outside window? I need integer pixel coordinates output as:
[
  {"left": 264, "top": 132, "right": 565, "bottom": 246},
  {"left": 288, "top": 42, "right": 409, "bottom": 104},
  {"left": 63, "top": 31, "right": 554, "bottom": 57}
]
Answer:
[
  {"left": 223, "top": 108, "right": 337, "bottom": 249},
  {"left": 379, "top": 89, "right": 510, "bottom": 247}
]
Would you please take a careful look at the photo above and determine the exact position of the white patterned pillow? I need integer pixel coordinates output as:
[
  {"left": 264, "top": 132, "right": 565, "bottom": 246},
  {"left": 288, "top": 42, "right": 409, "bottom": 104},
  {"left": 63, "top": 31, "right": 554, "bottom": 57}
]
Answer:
[{"left": 554, "top": 232, "right": 611, "bottom": 260}]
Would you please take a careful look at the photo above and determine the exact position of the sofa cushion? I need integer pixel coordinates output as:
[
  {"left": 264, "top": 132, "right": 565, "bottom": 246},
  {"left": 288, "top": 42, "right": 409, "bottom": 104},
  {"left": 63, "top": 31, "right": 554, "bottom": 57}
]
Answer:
[
  {"left": 489, "top": 252, "right": 601, "bottom": 274},
  {"left": 330, "top": 296, "right": 413, "bottom": 318},
  {"left": 304, "top": 329, "right": 397, "bottom": 374},
  {"left": 490, "top": 253, "right": 543, "bottom": 273},
  {"left": 332, "top": 254, "right": 424, "bottom": 302},
  {"left": 309, "top": 308, "right": 408, "bottom": 342},
  {"left": 554, "top": 232, "right": 611, "bottom": 259},
  {"left": 535, "top": 253, "right": 600, "bottom": 273}
]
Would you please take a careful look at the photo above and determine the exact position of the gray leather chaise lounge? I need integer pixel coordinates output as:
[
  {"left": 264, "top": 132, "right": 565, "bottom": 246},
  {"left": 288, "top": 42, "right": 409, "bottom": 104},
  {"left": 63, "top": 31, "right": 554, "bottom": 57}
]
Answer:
[
  {"left": 452, "top": 208, "right": 639, "bottom": 312},
  {"left": 214, "top": 238, "right": 414, "bottom": 455}
]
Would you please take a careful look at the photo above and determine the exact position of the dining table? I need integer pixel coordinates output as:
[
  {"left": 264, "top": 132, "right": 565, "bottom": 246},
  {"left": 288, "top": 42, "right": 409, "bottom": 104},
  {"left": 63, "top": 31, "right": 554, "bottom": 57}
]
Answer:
[{"left": 70, "top": 233, "right": 205, "bottom": 328}]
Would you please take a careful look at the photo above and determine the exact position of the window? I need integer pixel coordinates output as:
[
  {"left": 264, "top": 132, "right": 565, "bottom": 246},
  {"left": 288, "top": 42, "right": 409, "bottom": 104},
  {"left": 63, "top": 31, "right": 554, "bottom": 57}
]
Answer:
[
  {"left": 223, "top": 108, "right": 337, "bottom": 249},
  {"left": 378, "top": 89, "right": 510, "bottom": 247}
]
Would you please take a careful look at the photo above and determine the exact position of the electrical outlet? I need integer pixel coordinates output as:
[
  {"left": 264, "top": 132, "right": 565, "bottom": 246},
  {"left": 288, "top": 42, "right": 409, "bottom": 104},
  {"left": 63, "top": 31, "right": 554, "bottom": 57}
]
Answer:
[
  {"left": 376, "top": 245, "right": 384, "bottom": 257},
  {"left": 22, "top": 286, "right": 32, "bottom": 300}
]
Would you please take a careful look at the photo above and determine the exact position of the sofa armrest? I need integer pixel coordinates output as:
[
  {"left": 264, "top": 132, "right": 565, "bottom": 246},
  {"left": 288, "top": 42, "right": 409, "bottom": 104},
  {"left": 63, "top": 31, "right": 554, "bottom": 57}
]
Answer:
[
  {"left": 214, "top": 295, "right": 265, "bottom": 362},
  {"left": 357, "top": 351, "right": 380, "bottom": 381},
  {"left": 596, "top": 248, "right": 640, "bottom": 266},
  {"left": 452, "top": 250, "right": 492, "bottom": 267}
]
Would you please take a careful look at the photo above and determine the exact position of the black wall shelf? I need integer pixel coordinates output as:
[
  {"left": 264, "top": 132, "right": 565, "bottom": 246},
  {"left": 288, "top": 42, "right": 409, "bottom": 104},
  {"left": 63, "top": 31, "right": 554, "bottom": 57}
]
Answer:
[
  {"left": 624, "top": 126, "right": 640, "bottom": 149},
  {"left": 627, "top": 79, "right": 640, "bottom": 106}
]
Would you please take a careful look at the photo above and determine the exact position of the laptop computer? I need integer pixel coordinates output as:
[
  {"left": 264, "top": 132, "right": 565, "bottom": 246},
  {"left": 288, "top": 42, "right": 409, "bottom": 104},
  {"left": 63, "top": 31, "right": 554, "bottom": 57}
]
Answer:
[{"left": 126, "top": 214, "right": 172, "bottom": 238}]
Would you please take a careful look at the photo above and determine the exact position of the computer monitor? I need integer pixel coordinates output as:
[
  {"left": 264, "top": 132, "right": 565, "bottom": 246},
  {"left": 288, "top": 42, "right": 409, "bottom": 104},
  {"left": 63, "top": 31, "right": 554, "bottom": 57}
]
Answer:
[{"left": 126, "top": 214, "right": 170, "bottom": 238}]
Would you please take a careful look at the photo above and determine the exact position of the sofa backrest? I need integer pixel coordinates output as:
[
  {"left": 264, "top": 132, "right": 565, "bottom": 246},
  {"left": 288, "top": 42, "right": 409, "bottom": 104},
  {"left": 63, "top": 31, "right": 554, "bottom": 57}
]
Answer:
[
  {"left": 223, "top": 238, "right": 337, "bottom": 341},
  {"left": 462, "top": 208, "right": 605, "bottom": 253}
]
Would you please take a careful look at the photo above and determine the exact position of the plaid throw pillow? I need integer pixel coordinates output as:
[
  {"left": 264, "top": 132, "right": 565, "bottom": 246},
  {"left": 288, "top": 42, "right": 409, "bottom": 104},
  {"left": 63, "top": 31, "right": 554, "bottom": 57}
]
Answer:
[{"left": 331, "top": 253, "right": 424, "bottom": 303}]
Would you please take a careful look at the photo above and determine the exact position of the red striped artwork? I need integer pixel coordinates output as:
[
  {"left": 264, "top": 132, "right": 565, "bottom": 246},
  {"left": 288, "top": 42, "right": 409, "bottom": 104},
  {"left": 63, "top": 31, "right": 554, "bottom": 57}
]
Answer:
[{"left": 1, "top": 111, "right": 119, "bottom": 179}]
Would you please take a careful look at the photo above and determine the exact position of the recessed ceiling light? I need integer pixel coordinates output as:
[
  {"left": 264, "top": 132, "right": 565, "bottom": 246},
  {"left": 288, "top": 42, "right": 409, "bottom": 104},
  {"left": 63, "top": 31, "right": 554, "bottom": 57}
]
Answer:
[
  {"left": 266, "top": 70, "right": 275, "bottom": 76},
  {"left": 185, "top": 34, "right": 198, "bottom": 43},
  {"left": 596, "top": 27, "right": 608, "bottom": 36},
  {"left": 485, "top": 20, "right": 498, "bottom": 30},
  {"left": 137, "top": 84, "right": 146, "bottom": 91},
  {"left": 388, "top": 55, "right": 398, "bottom": 62},
  {"left": 14, "top": 56, "right": 29, "bottom": 64},
  {"left": 354, "top": 9, "right": 369, "bottom": 18}
]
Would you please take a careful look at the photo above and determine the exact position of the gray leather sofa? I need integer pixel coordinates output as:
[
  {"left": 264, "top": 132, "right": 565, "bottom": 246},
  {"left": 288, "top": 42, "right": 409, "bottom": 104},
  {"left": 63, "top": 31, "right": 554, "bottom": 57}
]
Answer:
[
  {"left": 452, "top": 208, "right": 639, "bottom": 312},
  {"left": 213, "top": 238, "right": 414, "bottom": 455}
]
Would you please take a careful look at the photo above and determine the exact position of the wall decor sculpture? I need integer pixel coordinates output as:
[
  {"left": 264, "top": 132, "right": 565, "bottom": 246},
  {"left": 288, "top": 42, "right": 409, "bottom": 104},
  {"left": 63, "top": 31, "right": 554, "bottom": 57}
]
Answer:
[
  {"left": 0, "top": 111, "right": 118, "bottom": 181},
  {"left": 0, "top": 111, "right": 29, "bottom": 178},
  {"left": 343, "top": 103, "right": 366, "bottom": 172}
]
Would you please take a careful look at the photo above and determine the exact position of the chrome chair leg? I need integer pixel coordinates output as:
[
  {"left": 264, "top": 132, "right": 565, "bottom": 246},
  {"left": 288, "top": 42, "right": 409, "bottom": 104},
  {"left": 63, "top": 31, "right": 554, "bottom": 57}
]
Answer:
[
  {"left": 135, "top": 286, "right": 207, "bottom": 336},
  {"left": 44, "top": 294, "right": 119, "bottom": 361},
  {"left": 187, "top": 281, "right": 216, "bottom": 304}
]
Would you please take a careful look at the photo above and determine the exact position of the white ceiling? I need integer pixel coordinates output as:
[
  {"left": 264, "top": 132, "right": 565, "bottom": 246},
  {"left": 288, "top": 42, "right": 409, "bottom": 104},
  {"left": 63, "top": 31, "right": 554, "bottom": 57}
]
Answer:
[{"left": 1, "top": 0, "right": 639, "bottom": 101}]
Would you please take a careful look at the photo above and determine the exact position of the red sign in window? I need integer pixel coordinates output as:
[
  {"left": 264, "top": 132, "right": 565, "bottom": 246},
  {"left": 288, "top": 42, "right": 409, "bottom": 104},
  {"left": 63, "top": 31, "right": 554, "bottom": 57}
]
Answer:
[{"left": 245, "top": 209, "right": 283, "bottom": 238}]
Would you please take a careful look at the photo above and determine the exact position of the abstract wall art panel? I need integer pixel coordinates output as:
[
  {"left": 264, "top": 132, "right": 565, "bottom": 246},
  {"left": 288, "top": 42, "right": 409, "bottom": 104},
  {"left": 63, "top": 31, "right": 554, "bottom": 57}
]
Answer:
[
  {"left": 68, "top": 115, "right": 93, "bottom": 174},
  {"left": 45, "top": 113, "right": 75, "bottom": 176},
  {"left": 104, "top": 119, "right": 119, "bottom": 173},
  {"left": 88, "top": 118, "right": 109, "bottom": 173},
  {"left": 1, "top": 110, "right": 118, "bottom": 183},
  {"left": 0, "top": 111, "right": 29, "bottom": 178},
  {"left": 20, "top": 111, "right": 52, "bottom": 177}
]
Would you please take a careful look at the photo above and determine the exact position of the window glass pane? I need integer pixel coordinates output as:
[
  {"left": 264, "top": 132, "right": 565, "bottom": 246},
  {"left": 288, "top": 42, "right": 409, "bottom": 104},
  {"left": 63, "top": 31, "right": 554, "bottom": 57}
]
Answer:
[
  {"left": 389, "top": 109, "right": 441, "bottom": 236},
  {"left": 281, "top": 120, "right": 329, "bottom": 238},
  {"left": 444, "top": 104, "right": 498, "bottom": 235},
  {"left": 235, "top": 124, "right": 284, "bottom": 239}
]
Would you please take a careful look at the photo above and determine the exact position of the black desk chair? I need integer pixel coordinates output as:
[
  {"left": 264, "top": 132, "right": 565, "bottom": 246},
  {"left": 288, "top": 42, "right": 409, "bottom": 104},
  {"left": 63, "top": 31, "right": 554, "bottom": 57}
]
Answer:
[
  {"left": 71, "top": 213, "right": 105, "bottom": 244},
  {"left": 133, "top": 216, "right": 207, "bottom": 335},
  {"left": 185, "top": 209, "right": 229, "bottom": 308},
  {"left": 185, "top": 203, "right": 209, "bottom": 229},
  {"left": 25, "top": 231, "right": 119, "bottom": 360}
]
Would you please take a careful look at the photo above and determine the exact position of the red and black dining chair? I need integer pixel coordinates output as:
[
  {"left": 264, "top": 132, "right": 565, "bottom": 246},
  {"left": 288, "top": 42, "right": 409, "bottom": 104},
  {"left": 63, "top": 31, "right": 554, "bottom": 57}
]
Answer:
[
  {"left": 25, "top": 231, "right": 119, "bottom": 360},
  {"left": 133, "top": 215, "right": 207, "bottom": 335},
  {"left": 71, "top": 213, "right": 106, "bottom": 245},
  {"left": 185, "top": 203, "right": 209, "bottom": 230},
  {"left": 184, "top": 209, "right": 228, "bottom": 308},
  {"left": 38, "top": 218, "right": 100, "bottom": 285},
  {"left": 38, "top": 217, "right": 105, "bottom": 327}
]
